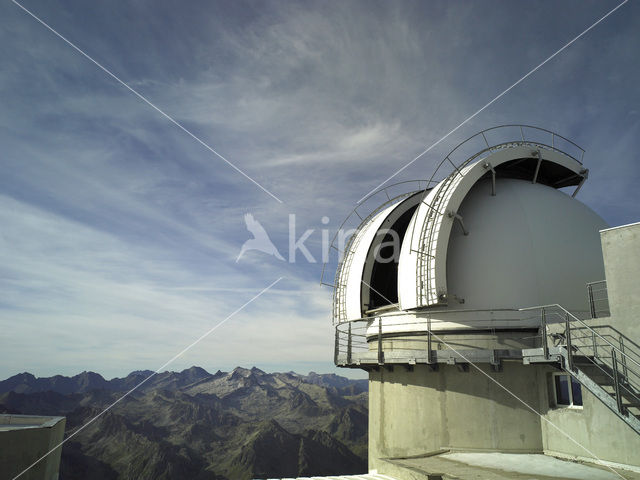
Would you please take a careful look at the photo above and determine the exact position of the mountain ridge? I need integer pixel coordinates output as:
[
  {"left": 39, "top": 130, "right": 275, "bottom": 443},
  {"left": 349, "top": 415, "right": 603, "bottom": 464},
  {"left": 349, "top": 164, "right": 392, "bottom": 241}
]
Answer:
[
  {"left": 0, "top": 367, "right": 367, "bottom": 396},
  {"left": 0, "top": 367, "right": 368, "bottom": 480}
]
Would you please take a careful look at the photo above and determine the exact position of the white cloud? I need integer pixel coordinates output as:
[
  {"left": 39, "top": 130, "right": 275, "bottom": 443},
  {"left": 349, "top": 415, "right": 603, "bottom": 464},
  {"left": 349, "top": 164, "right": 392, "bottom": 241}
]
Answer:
[{"left": 0, "top": 0, "right": 638, "bottom": 380}]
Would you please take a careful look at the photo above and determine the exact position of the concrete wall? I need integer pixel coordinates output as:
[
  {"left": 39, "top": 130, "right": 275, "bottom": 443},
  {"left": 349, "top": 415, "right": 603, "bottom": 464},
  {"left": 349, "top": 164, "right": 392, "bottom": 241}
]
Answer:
[
  {"left": 538, "top": 367, "right": 640, "bottom": 468},
  {"left": 535, "top": 221, "right": 640, "bottom": 468},
  {"left": 0, "top": 416, "right": 66, "bottom": 480},
  {"left": 369, "top": 362, "right": 544, "bottom": 472},
  {"left": 600, "top": 222, "right": 640, "bottom": 343},
  {"left": 369, "top": 361, "right": 640, "bottom": 473},
  {"left": 367, "top": 222, "right": 640, "bottom": 475}
]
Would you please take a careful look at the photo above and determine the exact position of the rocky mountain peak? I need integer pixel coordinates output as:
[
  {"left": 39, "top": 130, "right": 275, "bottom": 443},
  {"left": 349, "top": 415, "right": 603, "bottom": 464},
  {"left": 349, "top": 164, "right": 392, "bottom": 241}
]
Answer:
[
  {"left": 179, "top": 366, "right": 210, "bottom": 381},
  {"left": 0, "top": 366, "right": 368, "bottom": 480}
]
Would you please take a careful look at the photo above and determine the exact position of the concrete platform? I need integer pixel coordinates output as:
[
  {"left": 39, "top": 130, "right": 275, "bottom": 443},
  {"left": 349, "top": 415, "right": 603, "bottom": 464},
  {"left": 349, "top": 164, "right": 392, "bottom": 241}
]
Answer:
[{"left": 376, "top": 452, "right": 640, "bottom": 480}]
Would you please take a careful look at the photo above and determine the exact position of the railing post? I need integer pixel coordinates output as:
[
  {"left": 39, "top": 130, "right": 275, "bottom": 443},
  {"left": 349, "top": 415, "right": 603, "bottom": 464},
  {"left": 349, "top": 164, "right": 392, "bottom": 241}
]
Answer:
[
  {"left": 588, "top": 283, "right": 596, "bottom": 318},
  {"left": 334, "top": 327, "right": 339, "bottom": 365},
  {"left": 592, "top": 330, "right": 598, "bottom": 358},
  {"left": 565, "top": 313, "right": 573, "bottom": 372},
  {"left": 541, "top": 308, "right": 549, "bottom": 360},
  {"left": 346, "top": 323, "right": 352, "bottom": 365},
  {"left": 612, "top": 349, "right": 624, "bottom": 414},
  {"left": 620, "top": 336, "right": 628, "bottom": 380},
  {"left": 377, "top": 318, "right": 384, "bottom": 365},
  {"left": 427, "top": 314, "right": 432, "bottom": 364}
]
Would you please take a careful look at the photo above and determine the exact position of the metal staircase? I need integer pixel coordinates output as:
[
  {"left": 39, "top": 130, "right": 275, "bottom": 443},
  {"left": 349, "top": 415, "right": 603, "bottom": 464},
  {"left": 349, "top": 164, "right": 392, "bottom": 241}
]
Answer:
[{"left": 522, "top": 304, "right": 640, "bottom": 434}]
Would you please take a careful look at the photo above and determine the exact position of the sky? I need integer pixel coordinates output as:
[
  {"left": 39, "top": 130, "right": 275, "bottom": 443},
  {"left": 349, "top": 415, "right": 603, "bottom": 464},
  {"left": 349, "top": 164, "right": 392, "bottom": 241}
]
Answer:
[{"left": 0, "top": 0, "right": 638, "bottom": 380}]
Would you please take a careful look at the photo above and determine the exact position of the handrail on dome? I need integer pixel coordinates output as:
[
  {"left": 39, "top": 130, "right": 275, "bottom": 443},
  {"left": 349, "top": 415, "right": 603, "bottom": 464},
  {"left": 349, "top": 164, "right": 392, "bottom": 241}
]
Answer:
[
  {"left": 329, "top": 180, "right": 434, "bottom": 251},
  {"left": 416, "top": 124, "right": 586, "bottom": 221},
  {"left": 403, "top": 125, "right": 583, "bottom": 222},
  {"left": 443, "top": 125, "right": 584, "bottom": 168},
  {"left": 319, "top": 180, "right": 433, "bottom": 289}
]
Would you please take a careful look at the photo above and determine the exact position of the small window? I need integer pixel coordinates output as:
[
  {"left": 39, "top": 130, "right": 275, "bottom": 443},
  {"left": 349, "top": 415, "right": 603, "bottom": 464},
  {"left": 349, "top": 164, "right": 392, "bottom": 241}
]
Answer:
[{"left": 552, "top": 373, "right": 583, "bottom": 407}]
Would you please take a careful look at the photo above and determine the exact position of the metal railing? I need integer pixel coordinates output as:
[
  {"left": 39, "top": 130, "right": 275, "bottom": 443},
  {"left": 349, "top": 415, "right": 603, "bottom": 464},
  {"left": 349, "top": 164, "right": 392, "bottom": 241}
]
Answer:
[
  {"left": 335, "top": 304, "right": 640, "bottom": 395},
  {"left": 322, "top": 180, "right": 434, "bottom": 272},
  {"left": 587, "top": 280, "right": 610, "bottom": 318},
  {"left": 334, "top": 309, "right": 543, "bottom": 366},
  {"left": 410, "top": 126, "right": 587, "bottom": 250},
  {"left": 522, "top": 304, "right": 640, "bottom": 417}
]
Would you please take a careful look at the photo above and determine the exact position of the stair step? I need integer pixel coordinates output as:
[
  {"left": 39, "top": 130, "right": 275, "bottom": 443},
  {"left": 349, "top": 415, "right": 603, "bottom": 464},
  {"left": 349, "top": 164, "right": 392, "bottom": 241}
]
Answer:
[
  {"left": 604, "top": 392, "right": 640, "bottom": 407},
  {"left": 574, "top": 361, "right": 596, "bottom": 367},
  {"left": 590, "top": 378, "right": 614, "bottom": 385}
]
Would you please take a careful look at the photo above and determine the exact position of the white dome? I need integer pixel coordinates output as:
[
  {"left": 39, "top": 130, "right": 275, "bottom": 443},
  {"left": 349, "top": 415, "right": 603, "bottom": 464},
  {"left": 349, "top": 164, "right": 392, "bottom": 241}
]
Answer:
[
  {"left": 445, "top": 177, "right": 607, "bottom": 314},
  {"left": 332, "top": 136, "right": 606, "bottom": 331}
]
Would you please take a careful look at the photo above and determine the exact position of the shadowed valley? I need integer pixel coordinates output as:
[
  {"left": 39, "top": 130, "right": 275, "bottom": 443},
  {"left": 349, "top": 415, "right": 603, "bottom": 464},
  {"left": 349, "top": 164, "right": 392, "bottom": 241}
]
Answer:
[{"left": 0, "top": 367, "right": 368, "bottom": 480}]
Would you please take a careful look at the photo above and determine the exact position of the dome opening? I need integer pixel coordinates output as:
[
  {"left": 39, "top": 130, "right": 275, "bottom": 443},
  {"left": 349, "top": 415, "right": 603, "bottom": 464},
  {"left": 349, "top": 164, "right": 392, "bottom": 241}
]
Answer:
[
  {"left": 485, "top": 158, "right": 584, "bottom": 188},
  {"left": 362, "top": 194, "right": 422, "bottom": 313}
]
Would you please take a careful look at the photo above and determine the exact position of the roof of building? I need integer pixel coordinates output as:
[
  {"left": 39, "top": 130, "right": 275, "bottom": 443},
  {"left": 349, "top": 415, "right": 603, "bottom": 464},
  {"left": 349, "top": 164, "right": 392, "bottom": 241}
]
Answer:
[{"left": 0, "top": 414, "right": 65, "bottom": 432}]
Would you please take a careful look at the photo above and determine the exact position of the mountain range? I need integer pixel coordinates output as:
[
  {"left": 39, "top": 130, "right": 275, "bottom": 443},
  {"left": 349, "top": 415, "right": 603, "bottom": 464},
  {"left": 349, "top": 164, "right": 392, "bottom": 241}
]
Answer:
[{"left": 0, "top": 367, "right": 368, "bottom": 480}]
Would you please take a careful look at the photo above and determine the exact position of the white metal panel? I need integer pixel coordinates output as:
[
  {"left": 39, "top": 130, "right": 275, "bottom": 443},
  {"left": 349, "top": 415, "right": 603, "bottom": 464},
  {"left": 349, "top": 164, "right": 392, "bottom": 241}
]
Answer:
[
  {"left": 342, "top": 203, "right": 399, "bottom": 321},
  {"left": 383, "top": 178, "right": 608, "bottom": 333},
  {"left": 360, "top": 192, "right": 422, "bottom": 310},
  {"left": 398, "top": 145, "right": 585, "bottom": 310},
  {"left": 446, "top": 178, "right": 608, "bottom": 314},
  {"left": 397, "top": 186, "right": 440, "bottom": 310},
  {"left": 366, "top": 309, "right": 538, "bottom": 336}
]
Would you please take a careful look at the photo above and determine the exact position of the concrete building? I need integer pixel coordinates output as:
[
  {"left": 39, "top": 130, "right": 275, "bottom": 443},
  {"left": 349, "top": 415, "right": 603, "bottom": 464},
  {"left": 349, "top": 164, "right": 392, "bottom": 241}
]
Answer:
[
  {"left": 324, "top": 125, "right": 640, "bottom": 479},
  {"left": 0, "top": 414, "right": 65, "bottom": 480}
]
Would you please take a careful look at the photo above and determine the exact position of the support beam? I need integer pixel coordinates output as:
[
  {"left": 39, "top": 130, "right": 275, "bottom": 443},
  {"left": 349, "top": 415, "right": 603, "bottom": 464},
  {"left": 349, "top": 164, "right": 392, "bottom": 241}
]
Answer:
[
  {"left": 447, "top": 156, "right": 463, "bottom": 177},
  {"left": 572, "top": 169, "right": 589, "bottom": 198},
  {"left": 447, "top": 211, "right": 469, "bottom": 236},
  {"left": 483, "top": 162, "right": 496, "bottom": 196},
  {"left": 555, "top": 168, "right": 588, "bottom": 189},
  {"left": 377, "top": 319, "right": 384, "bottom": 365},
  {"left": 481, "top": 131, "right": 490, "bottom": 148},
  {"left": 532, "top": 150, "right": 542, "bottom": 184}
]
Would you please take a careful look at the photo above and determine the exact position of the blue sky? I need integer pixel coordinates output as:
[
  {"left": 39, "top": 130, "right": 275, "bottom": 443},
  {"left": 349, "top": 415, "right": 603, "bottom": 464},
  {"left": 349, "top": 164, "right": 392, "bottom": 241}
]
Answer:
[{"left": 0, "top": 0, "right": 638, "bottom": 380}]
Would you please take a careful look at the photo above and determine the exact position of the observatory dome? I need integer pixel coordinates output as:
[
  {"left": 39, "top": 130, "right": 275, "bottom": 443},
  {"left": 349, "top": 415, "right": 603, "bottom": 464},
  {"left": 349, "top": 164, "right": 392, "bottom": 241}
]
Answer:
[
  {"left": 331, "top": 128, "right": 608, "bottom": 332},
  {"left": 439, "top": 177, "right": 607, "bottom": 314}
]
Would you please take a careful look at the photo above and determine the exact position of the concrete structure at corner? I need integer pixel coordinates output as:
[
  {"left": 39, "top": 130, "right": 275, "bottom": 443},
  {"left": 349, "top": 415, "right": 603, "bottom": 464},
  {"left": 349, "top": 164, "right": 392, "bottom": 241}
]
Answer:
[
  {"left": 325, "top": 126, "right": 640, "bottom": 479},
  {"left": 601, "top": 223, "right": 640, "bottom": 344},
  {"left": 0, "top": 414, "right": 66, "bottom": 480}
]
